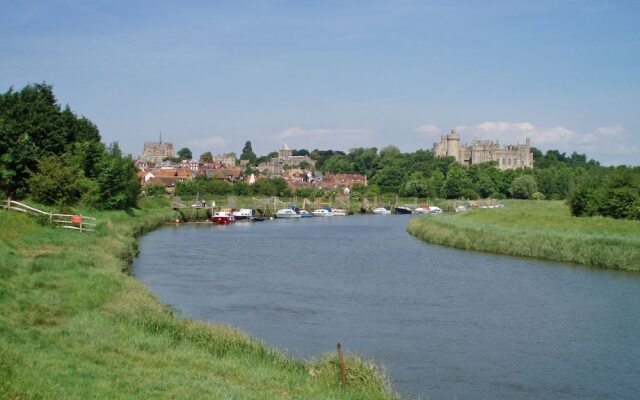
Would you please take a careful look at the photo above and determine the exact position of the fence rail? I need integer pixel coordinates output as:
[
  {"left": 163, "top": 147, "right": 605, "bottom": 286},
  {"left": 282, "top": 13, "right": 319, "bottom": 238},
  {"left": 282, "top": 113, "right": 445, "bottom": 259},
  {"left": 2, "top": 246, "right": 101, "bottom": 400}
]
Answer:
[{"left": 3, "top": 198, "right": 96, "bottom": 232}]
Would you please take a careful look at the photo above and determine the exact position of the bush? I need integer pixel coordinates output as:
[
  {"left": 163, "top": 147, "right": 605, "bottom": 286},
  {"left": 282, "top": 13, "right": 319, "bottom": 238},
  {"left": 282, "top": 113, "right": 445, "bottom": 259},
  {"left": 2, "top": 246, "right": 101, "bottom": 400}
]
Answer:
[
  {"left": 509, "top": 175, "right": 537, "bottom": 199},
  {"left": 531, "top": 191, "right": 546, "bottom": 200},
  {"left": 28, "top": 155, "right": 86, "bottom": 206},
  {"left": 144, "top": 184, "right": 166, "bottom": 197}
]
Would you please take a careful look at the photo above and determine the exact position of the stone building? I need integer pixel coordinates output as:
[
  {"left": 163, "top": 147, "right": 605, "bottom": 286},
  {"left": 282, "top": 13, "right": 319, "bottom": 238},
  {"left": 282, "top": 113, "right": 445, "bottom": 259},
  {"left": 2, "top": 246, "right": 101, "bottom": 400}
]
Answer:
[
  {"left": 433, "top": 130, "right": 533, "bottom": 170},
  {"left": 140, "top": 137, "right": 175, "bottom": 163},
  {"left": 211, "top": 153, "right": 237, "bottom": 167},
  {"left": 257, "top": 144, "right": 316, "bottom": 176}
]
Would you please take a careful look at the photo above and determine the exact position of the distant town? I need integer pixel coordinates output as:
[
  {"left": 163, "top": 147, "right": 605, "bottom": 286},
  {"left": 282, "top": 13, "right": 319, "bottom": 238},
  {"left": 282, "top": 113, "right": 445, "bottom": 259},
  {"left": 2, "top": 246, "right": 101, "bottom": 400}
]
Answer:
[{"left": 135, "top": 131, "right": 533, "bottom": 194}]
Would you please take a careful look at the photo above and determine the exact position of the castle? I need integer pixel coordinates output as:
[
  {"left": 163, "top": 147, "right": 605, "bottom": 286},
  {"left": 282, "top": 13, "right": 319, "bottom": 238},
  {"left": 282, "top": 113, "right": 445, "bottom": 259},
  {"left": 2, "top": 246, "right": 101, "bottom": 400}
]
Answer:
[
  {"left": 433, "top": 130, "right": 533, "bottom": 170},
  {"left": 257, "top": 144, "right": 316, "bottom": 176}
]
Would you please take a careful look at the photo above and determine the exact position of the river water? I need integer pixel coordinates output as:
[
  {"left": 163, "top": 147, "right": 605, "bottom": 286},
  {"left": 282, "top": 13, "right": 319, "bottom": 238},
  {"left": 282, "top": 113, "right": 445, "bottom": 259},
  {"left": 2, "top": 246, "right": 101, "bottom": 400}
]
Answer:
[{"left": 133, "top": 215, "right": 640, "bottom": 399}]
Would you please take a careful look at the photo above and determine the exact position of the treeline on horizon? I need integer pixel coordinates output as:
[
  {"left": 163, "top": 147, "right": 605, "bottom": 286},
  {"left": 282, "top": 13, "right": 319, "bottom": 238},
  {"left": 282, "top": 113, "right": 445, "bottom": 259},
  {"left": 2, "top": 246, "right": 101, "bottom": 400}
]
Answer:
[{"left": 1, "top": 83, "right": 638, "bottom": 219}]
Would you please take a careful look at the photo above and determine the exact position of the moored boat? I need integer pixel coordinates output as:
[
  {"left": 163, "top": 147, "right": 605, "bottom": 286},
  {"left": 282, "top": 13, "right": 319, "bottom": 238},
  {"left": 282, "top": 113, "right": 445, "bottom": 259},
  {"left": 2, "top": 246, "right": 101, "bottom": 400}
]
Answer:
[
  {"left": 331, "top": 208, "right": 347, "bottom": 216},
  {"left": 275, "top": 208, "right": 301, "bottom": 218},
  {"left": 298, "top": 210, "right": 313, "bottom": 217},
  {"left": 212, "top": 209, "right": 235, "bottom": 224},
  {"left": 232, "top": 208, "right": 254, "bottom": 221},
  {"left": 372, "top": 207, "right": 392, "bottom": 215},
  {"left": 312, "top": 208, "right": 333, "bottom": 217},
  {"left": 394, "top": 206, "right": 413, "bottom": 214}
]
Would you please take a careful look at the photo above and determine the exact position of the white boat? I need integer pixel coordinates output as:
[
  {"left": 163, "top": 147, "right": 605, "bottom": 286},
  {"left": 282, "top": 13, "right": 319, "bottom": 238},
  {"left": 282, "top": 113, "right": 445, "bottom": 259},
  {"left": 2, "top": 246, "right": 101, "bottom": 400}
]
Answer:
[
  {"left": 275, "top": 208, "right": 301, "bottom": 218},
  {"left": 232, "top": 208, "right": 254, "bottom": 220},
  {"left": 429, "top": 206, "right": 443, "bottom": 214},
  {"left": 298, "top": 210, "right": 312, "bottom": 218},
  {"left": 413, "top": 207, "right": 430, "bottom": 214},
  {"left": 331, "top": 208, "right": 347, "bottom": 216},
  {"left": 312, "top": 208, "right": 333, "bottom": 217},
  {"left": 372, "top": 207, "right": 391, "bottom": 215}
]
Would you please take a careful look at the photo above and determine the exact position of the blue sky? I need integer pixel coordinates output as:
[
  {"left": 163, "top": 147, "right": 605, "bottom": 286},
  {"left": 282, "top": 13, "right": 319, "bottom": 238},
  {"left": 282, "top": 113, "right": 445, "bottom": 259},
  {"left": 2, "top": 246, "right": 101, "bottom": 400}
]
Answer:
[{"left": 1, "top": 0, "right": 638, "bottom": 165}]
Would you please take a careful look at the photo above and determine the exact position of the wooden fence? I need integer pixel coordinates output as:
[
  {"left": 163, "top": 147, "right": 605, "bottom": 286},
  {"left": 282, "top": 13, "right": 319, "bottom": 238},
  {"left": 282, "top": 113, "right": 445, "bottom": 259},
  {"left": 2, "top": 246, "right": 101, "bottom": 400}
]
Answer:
[{"left": 3, "top": 198, "right": 96, "bottom": 233}]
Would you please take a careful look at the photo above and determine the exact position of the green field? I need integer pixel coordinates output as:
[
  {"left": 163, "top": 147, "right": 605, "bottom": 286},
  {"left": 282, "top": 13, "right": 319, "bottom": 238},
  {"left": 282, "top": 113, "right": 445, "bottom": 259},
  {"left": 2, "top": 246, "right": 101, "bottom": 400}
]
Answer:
[
  {"left": 407, "top": 200, "right": 640, "bottom": 271},
  {"left": 0, "top": 198, "right": 394, "bottom": 399}
]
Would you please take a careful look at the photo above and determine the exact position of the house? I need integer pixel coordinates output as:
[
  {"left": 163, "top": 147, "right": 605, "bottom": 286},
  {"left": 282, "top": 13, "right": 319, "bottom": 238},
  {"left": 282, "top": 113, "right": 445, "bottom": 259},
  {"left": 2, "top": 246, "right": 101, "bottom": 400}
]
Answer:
[
  {"left": 203, "top": 167, "right": 243, "bottom": 182},
  {"left": 179, "top": 159, "right": 201, "bottom": 172}
]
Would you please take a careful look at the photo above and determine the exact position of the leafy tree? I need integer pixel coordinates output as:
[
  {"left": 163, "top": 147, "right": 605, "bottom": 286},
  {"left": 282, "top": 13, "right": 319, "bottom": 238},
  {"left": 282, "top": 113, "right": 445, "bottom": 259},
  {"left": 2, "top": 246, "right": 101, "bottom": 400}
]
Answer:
[
  {"left": 509, "top": 175, "right": 538, "bottom": 199},
  {"left": 28, "top": 154, "right": 85, "bottom": 206},
  {"left": 323, "top": 155, "right": 353, "bottom": 173},
  {"left": 233, "top": 180, "right": 251, "bottom": 196},
  {"left": 443, "top": 165, "right": 471, "bottom": 199},
  {"left": 144, "top": 184, "right": 166, "bottom": 197},
  {"left": 93, "top": 143, "right": 140, "bottom": 209},
  {"left": 200, "top": 151, "right": 213, "bottom": 163},
  {"left": 371, "top": 166, "right": 406, "bottom": 193},
  {"left": 177, "top": 147, "right": 192, "bottom": 160},
  {"left": 240, "top": 141, "right": 257, "bottom": 164}
]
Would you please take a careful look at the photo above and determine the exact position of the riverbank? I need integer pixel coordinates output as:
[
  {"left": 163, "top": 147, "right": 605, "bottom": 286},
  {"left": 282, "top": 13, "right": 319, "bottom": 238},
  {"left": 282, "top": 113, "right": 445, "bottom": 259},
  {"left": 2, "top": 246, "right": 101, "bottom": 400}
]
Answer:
[
  {"left": 0, "top": 198, "right": 394, "bottom": 399},
  {"left": 407, "top": 200, "right": 640, "bottom": 271}
]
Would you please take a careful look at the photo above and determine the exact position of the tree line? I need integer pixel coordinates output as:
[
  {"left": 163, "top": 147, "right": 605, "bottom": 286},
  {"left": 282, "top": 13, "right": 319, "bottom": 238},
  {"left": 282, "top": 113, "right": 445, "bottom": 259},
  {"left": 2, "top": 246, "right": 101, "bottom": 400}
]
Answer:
[{"left": 0, "top": 84, "right": 139, "bottom": 209}]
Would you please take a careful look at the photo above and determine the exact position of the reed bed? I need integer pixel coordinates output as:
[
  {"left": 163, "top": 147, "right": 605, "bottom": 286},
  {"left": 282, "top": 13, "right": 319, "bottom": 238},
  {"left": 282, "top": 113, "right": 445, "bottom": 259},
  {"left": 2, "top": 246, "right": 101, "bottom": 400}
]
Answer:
[{"left": 407, "top": 200, "right": 640, "bottom": 271}]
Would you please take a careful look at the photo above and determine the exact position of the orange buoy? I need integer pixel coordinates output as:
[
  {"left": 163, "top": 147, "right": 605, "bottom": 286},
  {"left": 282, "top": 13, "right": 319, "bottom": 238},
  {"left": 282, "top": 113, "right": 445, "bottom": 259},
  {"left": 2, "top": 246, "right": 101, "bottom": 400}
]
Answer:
[{"left": 71, "top": 215, "right": 83, "bottom": 225}]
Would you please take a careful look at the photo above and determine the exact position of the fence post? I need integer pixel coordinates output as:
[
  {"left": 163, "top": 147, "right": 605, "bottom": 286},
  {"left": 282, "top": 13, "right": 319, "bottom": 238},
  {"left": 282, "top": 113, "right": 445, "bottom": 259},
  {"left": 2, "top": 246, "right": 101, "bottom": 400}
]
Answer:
[
  {"left": 7, "top": 197, "right": 10, "bottom": 210},
  {"left": 337, "top": 343, "right": 347, "bottom": 386}
]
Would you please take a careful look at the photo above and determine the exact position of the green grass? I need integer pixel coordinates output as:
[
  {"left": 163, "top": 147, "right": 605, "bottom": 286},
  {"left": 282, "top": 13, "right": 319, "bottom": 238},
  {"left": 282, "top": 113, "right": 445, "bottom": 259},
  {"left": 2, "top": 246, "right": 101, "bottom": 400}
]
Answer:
[
  {"left": 0, "top": 197, "right": 395, "bottom": 399},
  {"left": 407, "top": 200, "right": 640, "bottom": 271}
]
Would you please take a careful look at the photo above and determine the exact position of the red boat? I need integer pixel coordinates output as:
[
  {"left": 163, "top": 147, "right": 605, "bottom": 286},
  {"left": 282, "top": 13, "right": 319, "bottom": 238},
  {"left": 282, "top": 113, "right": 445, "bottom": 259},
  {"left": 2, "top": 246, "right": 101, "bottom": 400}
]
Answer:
[{"left": 212, "top": 209, "right": 235, "bottom": 225}]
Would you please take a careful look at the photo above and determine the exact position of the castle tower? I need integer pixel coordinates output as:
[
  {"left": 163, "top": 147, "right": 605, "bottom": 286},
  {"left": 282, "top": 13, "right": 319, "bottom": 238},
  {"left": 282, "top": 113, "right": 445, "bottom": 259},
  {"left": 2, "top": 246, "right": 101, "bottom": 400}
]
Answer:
[
  {"left": 445, "top": 129, "right": 460, "bottom": 162},
  {"left": 279, "top": 143, "right": 293, "bottom": 159}
]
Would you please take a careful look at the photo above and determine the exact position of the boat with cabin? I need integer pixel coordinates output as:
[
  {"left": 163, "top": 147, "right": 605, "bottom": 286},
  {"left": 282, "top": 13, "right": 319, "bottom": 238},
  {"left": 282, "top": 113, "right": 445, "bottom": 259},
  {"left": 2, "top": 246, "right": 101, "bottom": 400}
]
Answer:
[
  {"left": 372, "top": 207, "right": 392, "bottom": 215},
  {"left": 275, "top": 208, "right": 301, "bottom": 218},
  {"left": 312, "top": 208, "right": 334, "bottom": 217},
  {"left": 212, "top": 209, "right": 235, "bottom": 224},
  {"left": 232, "top": 208, "right": 254, "bottom": 221}
]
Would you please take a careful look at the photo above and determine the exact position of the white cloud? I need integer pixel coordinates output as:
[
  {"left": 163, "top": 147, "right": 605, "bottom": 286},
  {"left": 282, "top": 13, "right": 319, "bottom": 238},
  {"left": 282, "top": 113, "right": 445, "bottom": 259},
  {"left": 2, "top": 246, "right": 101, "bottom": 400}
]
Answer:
[
  {"left": 475, "top": 121, "right": 534, "bottom": 132},
  {"left": 597, "top": 124, "right": 626, "bottom": 137},
  {"left": 414, "top": 124, "right": 440, "bottom": 135}
]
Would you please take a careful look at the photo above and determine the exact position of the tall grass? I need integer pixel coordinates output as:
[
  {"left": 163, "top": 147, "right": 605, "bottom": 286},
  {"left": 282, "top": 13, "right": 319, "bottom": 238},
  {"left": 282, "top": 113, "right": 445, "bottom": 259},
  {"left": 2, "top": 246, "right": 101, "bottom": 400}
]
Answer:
[
  {"left": 0, "top": 197, "right": 395, "bottom": 399},
  {"left": 407, "top": 200, "right": 640, "bottom": 271}
]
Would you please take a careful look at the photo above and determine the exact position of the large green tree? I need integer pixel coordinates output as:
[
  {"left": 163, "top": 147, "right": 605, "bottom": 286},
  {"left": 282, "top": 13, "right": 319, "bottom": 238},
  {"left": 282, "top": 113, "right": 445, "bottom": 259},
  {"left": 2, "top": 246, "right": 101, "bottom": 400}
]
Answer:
[
  {"left": 93, "top": 143, "right": 140, "bottom": 209},
  {"left": 177, "top": 147, "right": 192, "bottom": 160},
  {"left": 240, "top": 141, "right": 257, "bottom": 164}
]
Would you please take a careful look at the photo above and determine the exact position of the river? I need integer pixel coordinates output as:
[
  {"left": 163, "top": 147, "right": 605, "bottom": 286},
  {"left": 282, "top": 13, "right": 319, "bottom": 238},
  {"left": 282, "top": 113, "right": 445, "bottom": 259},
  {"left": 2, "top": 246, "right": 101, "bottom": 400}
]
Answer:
[{"left": 133, "top": 214, "right": 640, "bottom": 399}]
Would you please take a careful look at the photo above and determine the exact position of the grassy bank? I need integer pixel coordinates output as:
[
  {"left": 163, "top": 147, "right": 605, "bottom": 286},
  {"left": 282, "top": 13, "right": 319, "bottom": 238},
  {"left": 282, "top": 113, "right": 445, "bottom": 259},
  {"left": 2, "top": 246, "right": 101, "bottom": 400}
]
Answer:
[
  {"left": 407, "top": 200, "right": 640, "bottom": 271},
  {"left": 0, "top": 198, "right": 394, "bottom": 399}
]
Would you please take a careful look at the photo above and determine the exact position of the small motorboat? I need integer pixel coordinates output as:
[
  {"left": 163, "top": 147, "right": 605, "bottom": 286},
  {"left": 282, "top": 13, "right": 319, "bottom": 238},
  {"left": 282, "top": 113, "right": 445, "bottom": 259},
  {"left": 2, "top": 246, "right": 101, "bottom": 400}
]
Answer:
[
  {"left": 312, "top": 208, "right": 334, "bottom": 217},
  {"left": 298, "top": 210, "right": 313, "bottom": 218},
  {"left": 394, "top": 206, "right": 413, "bottom": 214},
  {"left": 212, "top": 209, "right": 235, "bottom": 224},
  {"left": 372, "top": 207, "right": 391, "bottom": 215},
  {"left": 331, "top": 208, "right": 347, "bottom": 216},
  {"left": 276, "top": 208, "right": 301, "bottom": 218},
  {"left": 232, "top": 208, "right": 254, "bottom": 221}
]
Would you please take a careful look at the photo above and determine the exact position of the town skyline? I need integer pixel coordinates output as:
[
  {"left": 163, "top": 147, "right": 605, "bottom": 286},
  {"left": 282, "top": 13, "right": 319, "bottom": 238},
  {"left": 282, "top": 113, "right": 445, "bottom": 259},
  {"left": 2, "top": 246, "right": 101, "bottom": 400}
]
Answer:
[{"left": 1, "top": 1, "right": 638, "bottom": 166}]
